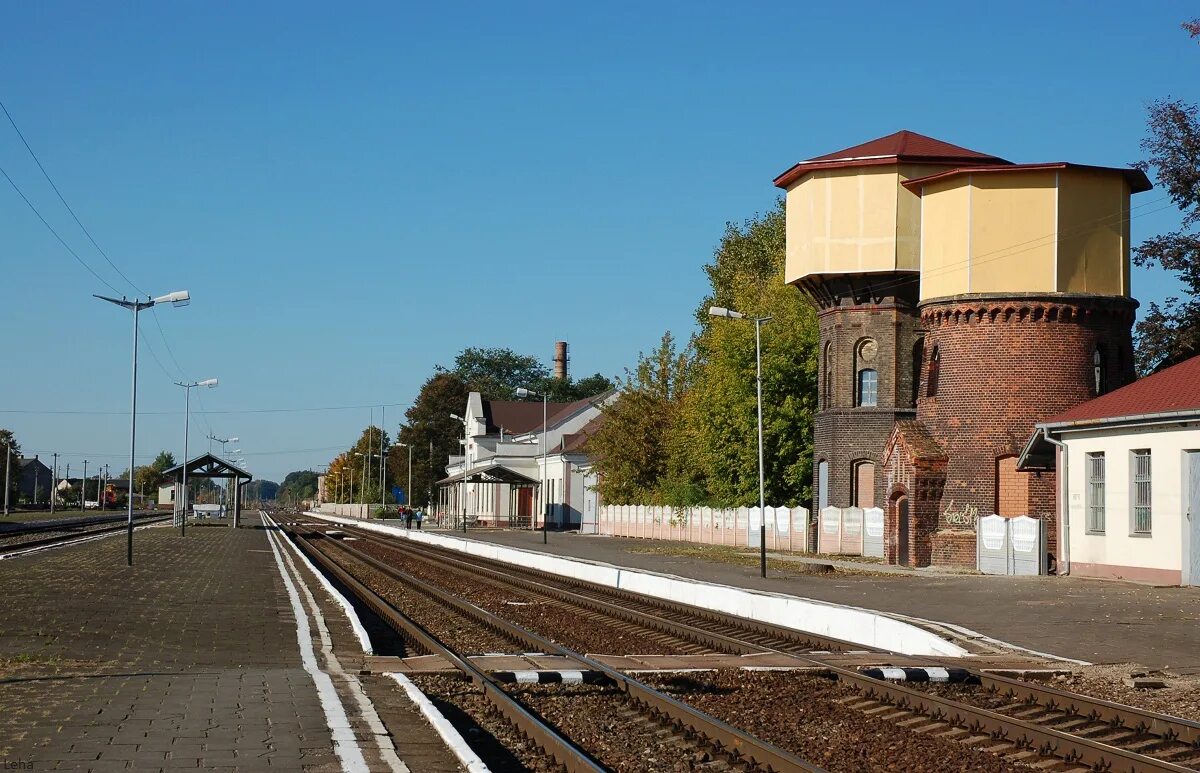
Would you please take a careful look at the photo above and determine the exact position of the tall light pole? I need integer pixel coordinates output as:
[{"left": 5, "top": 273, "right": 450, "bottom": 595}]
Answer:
[
  {"left": 176, "top": 378, "right": 218, "bottom": 536},
  {"left": 2, "top": 437, "right": 12, "bottom": 516},
  {"left": 450, "top": 413, "right": 471, "bottom": 528},
  {"left": 80, "top": 459, "right": 87, "bottom": 513},
  {"left": 51, "top": 452, "right": 58, "bottom": 514},
  {"left": 95, "top": 289, "right": 190, "bottom": 566},
  {"left": 709, "top": 306, "right": 772, "bottom": 578},
  {"left": 515, "top": 387, "right": 548, "bottom": 543}
]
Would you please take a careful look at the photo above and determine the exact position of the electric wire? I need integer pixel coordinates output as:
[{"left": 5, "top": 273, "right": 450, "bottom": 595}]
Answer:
[
  {"left": 0, "top": 402, "right": 410, "bottom": 416},
  {"left": 0, "top": 98, "right": 146, "bottom": 297}
]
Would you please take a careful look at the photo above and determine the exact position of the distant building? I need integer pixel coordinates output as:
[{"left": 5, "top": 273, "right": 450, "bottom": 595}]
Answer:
[
  {"left": 438, "top": 390, "right": 612, "bottom": 529},
  {"left": 1020, "top": 355, "right": 1200, "bottom": 586},
  {"left": 16, "top": 457, "right": 53, "bottom": 503}
]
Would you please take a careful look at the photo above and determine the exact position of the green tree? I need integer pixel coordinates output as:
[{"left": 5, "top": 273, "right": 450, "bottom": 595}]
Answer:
[
  {"left": 586, "top": 332, "right": 693, "bottom": 504},
  {"left": 279, "top": 470, "right": 320, "bottom": 501},
  {"left": 394, "top": 372, "right": 470, "bottom": 507},
  {"left": 682, "top": 203, "right": 819, "bottom": 507},
  {"left": 445, "top": 347, "right": 549, "bottom": 400},
  {"left": 1134, "top": 19, "right": 1200, "bottom": 373},
  {"left": 0, "top": 429, "right": 20, "bottom": 507},
  {"left": 133, "top": 451, "right": 177, "bottom": 496}
]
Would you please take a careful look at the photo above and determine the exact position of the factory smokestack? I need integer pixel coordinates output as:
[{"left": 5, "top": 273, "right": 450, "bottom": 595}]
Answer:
[{"left": 554, "top": 341, "right": 569, "bottom": 381}]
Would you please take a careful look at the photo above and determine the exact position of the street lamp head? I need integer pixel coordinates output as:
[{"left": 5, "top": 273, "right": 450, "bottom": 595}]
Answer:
[
  {"left": 152, "top": 290, "right": 191, "bottom": 307},
  {"left": 228, "top": 437, "right": 239, "bottom": 443},
  {"left": 449, "top": 413, "right": 463, "bottom": 421},
  {"left": 708, "top": 306, "right": 745, "bottom": 319},
  {"left": 198, "top": 378, "right": 218, "bottom": 388},
  {"left": 515, "top": 387, "right": 540, "bottom": 399}
]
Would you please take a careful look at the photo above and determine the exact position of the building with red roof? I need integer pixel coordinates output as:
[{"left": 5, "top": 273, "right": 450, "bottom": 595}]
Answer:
[
  {"left": 1018, "top": 355, "right": 1200, "bottom": 585},
  {"left": 777, "top": 130, "right": 1150, "bottom": 570}
]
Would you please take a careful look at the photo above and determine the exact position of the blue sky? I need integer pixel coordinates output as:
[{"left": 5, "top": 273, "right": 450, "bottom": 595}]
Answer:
[{"left": 2, "top": 1, "right": 1196, "bottom": 484}]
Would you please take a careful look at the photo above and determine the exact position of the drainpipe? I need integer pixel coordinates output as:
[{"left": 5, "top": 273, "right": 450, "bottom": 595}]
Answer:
[{"left": 1043, "top": 429, "right": 1070, "bottom": 575}]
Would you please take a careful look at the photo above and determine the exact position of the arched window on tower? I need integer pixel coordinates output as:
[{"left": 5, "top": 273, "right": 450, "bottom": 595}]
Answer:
[
  {"left": 855, "top": 339, "right": 878, "bottom": 407},
  {"left": 927, "top": 345, "right": 941, "bottom": 397},
  {"left": 1093, "top": 346, "right": 1107, "bottom": 396},
  {"left": 911, "top": 338, "right": 924, "bottom": 405},
  {"left": 822, "top": 341, "right": 833, "bottom": 409}
]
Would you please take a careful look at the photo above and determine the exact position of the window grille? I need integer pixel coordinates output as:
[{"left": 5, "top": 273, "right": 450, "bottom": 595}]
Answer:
[
  {"left": 1132, "top": 450, "right": 1152, "bottom": 534},
  {"left": 857, "top": 368, "right": 878, "bottom": 407},
  {"left": 1086, "top": 452, "right": 1104, "bottom": 533}
]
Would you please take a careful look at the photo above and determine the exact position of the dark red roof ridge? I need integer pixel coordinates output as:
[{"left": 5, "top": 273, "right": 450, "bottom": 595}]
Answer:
[
  {"left": 774, "top": 130, "right": 1009, "bottom": 189},
  {"left": 901, "top": 162, "right": 1152, "bottom": 194},
  {"left": 1044, "top": 355, "right": 1200, "bottom": 426}
]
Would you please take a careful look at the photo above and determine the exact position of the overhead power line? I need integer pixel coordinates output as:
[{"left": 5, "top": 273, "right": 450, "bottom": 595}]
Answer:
[{"left": 0, "top": 401, "right": 410, "bottom": 417}]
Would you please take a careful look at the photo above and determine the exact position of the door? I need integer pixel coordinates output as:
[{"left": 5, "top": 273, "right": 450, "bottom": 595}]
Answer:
[
  {"left": 1187, "top": 453, "right": 1200, "bottom": 586},
  {"left": 897, "top": 496, "right": 910, "bottom": 566}
]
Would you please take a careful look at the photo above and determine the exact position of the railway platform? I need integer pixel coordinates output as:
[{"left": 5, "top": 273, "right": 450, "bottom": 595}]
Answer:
[
  {"left": 424, "top": 527, "right": 1200, "bottom": 672},
  {"left": 0, "top": 520, "right": 461, "bottom": 772}
]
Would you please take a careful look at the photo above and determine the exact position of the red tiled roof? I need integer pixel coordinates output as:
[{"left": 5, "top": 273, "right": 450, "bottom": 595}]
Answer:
[
  {"left": 484, "top": 394, "right": 603, "bottom": 435},
  {"left": 1044, "top": 355, "right": 1200, "bottom": 425},
  {"left": 901, "top": 162, "right": 1152, "bottom": 194},
  {"left": 773, "top": 130, "right": 1009, "bottom": 189},
  {"left": 558, "top": 414, "right": 606, "bottom": 454}
]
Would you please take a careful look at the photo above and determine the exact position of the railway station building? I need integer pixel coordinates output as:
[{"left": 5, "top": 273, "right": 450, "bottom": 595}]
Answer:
[
  {"left": 438, "top": 390, "right": 612, "bottom": 529},
  {"left": 775, "top": 130, "right": 1151, "bottom": 568}
]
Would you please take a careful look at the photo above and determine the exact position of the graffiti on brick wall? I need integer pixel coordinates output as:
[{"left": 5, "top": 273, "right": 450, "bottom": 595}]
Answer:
[{"left": 941, "top": 499, "right": 978, "bottom": 528}]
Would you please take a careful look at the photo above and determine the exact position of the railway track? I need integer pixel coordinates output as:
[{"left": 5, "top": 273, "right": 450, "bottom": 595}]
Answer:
[
  {"left": 279, "top": 516, "right": 823, "bottom": 772},
  {"left": 0, "top": 513, "right": 173, "bottom": 559},
  {"left": 294, "top": 515, "right": 1200, "bottom": 772}
]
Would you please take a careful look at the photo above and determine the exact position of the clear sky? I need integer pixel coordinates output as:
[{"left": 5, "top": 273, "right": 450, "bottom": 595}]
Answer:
[{"left": 2, "top": 1, "right": 1196, "bottom": 484}]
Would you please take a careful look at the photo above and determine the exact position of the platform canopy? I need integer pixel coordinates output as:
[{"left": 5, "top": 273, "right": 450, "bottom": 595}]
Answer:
[
  {"left": 162, "top": 453, "right": 252, "bottom": 482},
  {"left": 437, "top": 463, "right": 539, "bottom": 487}
]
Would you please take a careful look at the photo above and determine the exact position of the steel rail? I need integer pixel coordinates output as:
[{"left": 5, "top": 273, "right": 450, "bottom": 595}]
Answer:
[
  {"left": 290, "top": 524, "right": 823, "bottom": 773},
  {"left": 0, "top": 515, "right": 173, "bottom": 558},
  {"left": 0, "top": 511, "right": 162, "bottom": 537},
  {"left": 303, "top": 518, "right": 1200, "bottom": 772},
  {"left": 324, "top": 519, "right": 870, "bottom": 655},
  {"left": 279, "top": 522, "right": 605, "bottom": 773}
]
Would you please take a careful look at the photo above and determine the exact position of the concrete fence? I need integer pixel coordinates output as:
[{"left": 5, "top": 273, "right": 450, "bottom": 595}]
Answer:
[
  {"left": 818, "top": 506, "right": 885, "bottom": 557},
  {"left": 317, "top": 503, "right": 375, "bottom": 519},
  {"left": 597, "top": 504, "right": 809, "bottom": 553}
]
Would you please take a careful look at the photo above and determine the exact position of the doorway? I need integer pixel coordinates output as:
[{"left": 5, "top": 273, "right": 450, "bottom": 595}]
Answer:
[
  {"left": 1186, "top": 452, "right": 1200, "bottom": 586},
  {"left": 896, "top": 495, "right": 910, "bottom": 566}
]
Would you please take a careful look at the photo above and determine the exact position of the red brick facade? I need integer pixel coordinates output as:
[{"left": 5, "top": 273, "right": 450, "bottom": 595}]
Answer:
[{"left": 881, "top": 293, "right": 1137, "bottom": 567}]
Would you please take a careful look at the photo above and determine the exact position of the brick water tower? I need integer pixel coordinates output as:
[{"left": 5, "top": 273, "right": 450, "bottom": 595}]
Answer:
[{"left": 776, "top": 131, "right": 1151, "bottom": 567}]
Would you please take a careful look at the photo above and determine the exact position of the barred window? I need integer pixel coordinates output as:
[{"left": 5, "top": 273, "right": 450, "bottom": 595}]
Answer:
[
  {"left": 1132, "top": 450, "right": 1152, "bottom": 534},
  {"left": 857, "top": 368, "right": 878, "bottom": 407},
  {"left": 1086, "top": 452, "right": 1105, "bottom": 533}
]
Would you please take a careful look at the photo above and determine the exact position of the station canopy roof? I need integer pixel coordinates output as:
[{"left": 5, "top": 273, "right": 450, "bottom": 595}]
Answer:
[
  {"left": 162, "top": 453, "right": 253, "bottom": 481},
  {"left": 437, "top": 463, "right": 539, "bottom": 487}
]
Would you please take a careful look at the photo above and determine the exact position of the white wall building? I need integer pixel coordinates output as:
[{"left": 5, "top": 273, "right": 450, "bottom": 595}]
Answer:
[
  {"left": 1020, "top": 355, "right": 1200, "bottom": 585},
  {"left": 438, "top": 390, "right": 611, "bottom": 530}
]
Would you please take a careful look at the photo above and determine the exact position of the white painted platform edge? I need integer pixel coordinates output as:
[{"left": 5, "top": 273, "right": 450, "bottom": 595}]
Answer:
[
  {"left": 386, "top": 673, "right": 490, "bottom": 773},
  {"left": 265, "top": 513, "right": 375, "bottom": 655},
  {"left": 304, "top": 512, "right": 968, "bottom": 658}
]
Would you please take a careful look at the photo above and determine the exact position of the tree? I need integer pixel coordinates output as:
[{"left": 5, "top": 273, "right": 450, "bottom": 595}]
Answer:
[
  {"left": 586, "top": 332, "right": 693, "bottom": 504},
  {"left": 681, "top": 203, "right": 819, "bottom": 507},
  {"left": 445, "top": 347, "right": 549, "bottom": 400},
  {"left": 1133, "top": 19, "right": 1200, "bottom": 374},
  {"left": 279, "top": 470, "right": 319, "bottom": 501},
  {"left": 133, "top": 451, "right": 176, "bottom": 496},
  {"left": 394, "top": 372, "right": 470, "bottom": 507},
  {"left": 534, "top": 372, "right": 615, "bottom": 402},
  {"left": 0, "top": 429, "right": 20, "bottom": 506},
  {"left": 244, "top": 480, "right": 279, "bottom": 500}
]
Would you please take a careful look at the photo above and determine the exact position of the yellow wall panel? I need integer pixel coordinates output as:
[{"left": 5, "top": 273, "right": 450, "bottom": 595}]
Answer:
[
  {"left": 969, "top": 172, "right": 1057, "bottom": 293},
  {"left": 1057, "top": 170, "right": 1128, "bottom": 295},
  {"left": 918, "top": 179, "right": 970, "bottom": 299}
]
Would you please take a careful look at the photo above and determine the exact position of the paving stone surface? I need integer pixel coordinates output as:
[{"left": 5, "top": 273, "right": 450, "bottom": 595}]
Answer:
[
  {"left": 430, "top": 528, "right": 1200, "bottom": 671},
  {"left": 0, "top": 523, "right": 340, "bottom": 772}
]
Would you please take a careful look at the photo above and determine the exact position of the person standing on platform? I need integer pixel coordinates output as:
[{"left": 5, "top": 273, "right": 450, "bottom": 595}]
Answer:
[
  {"left": 415, "top": 508, "right": 424, "bottom": 529},
  {"left": 405, "top": 507, "right": 414, "bottom": 530}
]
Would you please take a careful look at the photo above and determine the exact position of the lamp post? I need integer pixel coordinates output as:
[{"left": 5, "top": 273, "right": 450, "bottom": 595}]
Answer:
[
  {"left": 2, "top": 437, "right": 12, "bottom": 516},
  {"left": 80, "top": 459, "right": 87, "bottom": 513},
  {"left": 709, "top": 306, "right": 772, "bottom": 579},
  {"left": 450, "top": 413, "right": 472, "bottom": 529},
  {"left": 175, "top": 378, "right": 218, "bottom": 536},
  {"left": 95, "top": 289, "right": 190, "bottom": 566},
  {"left": 515, "top": 387, "right": 548, "bottom": 544}
]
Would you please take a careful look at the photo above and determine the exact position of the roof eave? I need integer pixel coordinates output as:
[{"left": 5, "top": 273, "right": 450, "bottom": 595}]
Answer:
[{"left": 1039, "top": 408, "right": 1200, "bottom": 433}]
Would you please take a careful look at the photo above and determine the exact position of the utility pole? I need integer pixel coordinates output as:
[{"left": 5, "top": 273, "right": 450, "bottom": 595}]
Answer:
[
  {"left": 51, "top": 452, "right": 58, "bottom": 514},
  {"left": 81, "top": 460, "right": 87, "bottom": 513},
  {"left": 33, "top": 455, "right": 40, "bottom": 508},
  {"left": 2, "top": 438, "right": 11, "bottom": 517}
]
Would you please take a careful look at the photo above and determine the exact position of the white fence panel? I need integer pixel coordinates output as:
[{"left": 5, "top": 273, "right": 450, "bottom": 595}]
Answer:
[
  {"left": 820, "top": 506, "right": 842, "bottom": 555},
  {"left": 862, "top": 507, "right": 885, "bottom": 558}
]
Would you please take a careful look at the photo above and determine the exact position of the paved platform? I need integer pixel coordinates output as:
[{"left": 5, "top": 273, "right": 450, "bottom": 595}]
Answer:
[
  {"left": 0, "top": 521, "right": 459, "bottom": 772},
  {"left": 435, "top": 529, "right": 1200, "bottom": 672}
]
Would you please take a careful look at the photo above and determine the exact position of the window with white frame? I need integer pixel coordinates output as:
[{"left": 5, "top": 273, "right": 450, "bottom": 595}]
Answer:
[
  {"left": 1132, "top": 449, "right": 1152, "bottom": 534},
  {"left": 1085, "top": 452, "right": 1105, "bottom": 533},
  {"left": 857, "top": 369, "right": 878, "bottom": 407}
]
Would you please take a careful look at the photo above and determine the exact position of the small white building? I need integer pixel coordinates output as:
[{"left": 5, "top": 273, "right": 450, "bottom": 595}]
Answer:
[
  {"left": 1020, "top": 355, "right": 1200, "bottom": 586},
  {"left": 438, "top": 390, "right": 611, "bottom": 530}
]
